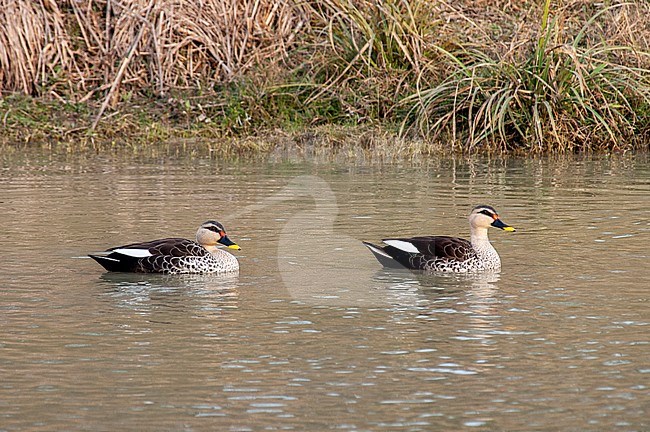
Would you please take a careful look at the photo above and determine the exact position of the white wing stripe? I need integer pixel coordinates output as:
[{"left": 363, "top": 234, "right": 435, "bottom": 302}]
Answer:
[
  {"left": 100, "top": 257, "right": 120, "bottom": 262},
  {"left": 112, "top": 248, "right": 153, "bottom": 258},
  {"left": 383, "top": 240, "right": 420, "bottom": 254},
  {"left": 364, "top": 243, "right": 392, "bottom": 258}
]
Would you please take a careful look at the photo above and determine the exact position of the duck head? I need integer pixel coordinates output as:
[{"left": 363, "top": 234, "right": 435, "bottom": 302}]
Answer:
[
  {"left": 197, "top": 220, "right": 241, "bottom": 250},
  {"left": 469, "top": 205, "right": 515, "bottom": 232}
]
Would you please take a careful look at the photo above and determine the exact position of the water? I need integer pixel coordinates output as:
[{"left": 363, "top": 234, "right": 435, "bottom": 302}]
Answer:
[{"left": 0, "top": 148, "right": 648, "bottom": 431}]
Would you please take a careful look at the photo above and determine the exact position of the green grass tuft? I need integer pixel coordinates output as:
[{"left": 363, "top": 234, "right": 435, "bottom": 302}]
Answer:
[{"left": 401, "top": 1, "right": 650, "bottom": 152}]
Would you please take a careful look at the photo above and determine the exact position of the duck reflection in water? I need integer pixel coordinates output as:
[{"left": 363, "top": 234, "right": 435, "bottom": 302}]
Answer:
[{"left": 96, "top": 271, "right": 240, "bottom": 314}]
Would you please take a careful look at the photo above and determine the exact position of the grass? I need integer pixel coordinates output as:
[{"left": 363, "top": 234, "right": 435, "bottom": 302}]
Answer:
[
  {"left": 401, "top": 0, "right": 650, "bottom": 152},
  {"left": 0, "top": 0, "right": 649, "bottom": 153}
]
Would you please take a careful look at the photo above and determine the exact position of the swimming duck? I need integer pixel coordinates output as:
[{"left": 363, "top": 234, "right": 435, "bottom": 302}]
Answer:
[
  {"left": 89, "top": 220, "right": 241, "bottom": 274},
  {"left": 363, "top": 205, "right": 515, "bottom": 272}
]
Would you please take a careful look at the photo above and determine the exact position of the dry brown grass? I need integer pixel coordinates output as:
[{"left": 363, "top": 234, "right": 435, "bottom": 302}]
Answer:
[
  {"left": 1, "top": 0, "right": 310, "bottom": 98},
  {"left": 0, "top": 0, "right": 77, "bottom": 94},
  {"left": 433, "top": 1, "right": 649, "bottom": 59},
  {"left": 2, "top": 1, "right": 648, "bottom": 96},
  {"left": 402, "top": 0, "right": 650, "bottom": 152}
]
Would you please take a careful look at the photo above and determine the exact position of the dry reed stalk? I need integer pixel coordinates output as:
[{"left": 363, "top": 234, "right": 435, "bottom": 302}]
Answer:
[{"left": 91, "top": 0, "right": 154, "bottom": 130}]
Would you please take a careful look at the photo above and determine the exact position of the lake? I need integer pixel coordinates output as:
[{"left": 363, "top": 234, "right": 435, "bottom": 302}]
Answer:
[{"left": 1, "top": 146, "right": 648, "bottom": 431}]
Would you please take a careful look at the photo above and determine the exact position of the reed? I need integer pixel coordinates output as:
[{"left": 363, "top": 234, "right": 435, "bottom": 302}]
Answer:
[
  {"left": 0, "top": 0, "right": 308, "bottom": 98},
  {"left": 400, "top": 1, "right": 650, "bottom": 152},
  {"left": 0, "top": 0, "right": 76, "bottom": 94},
  {"left": 0, "top": 0, "right": 648, "bottom": 152}
]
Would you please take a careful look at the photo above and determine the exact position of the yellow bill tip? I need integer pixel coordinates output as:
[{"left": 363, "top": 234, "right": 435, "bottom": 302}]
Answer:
[
  {"left": 503, "top": 226, "right": 516, "bottom": 232},
  {"left": 227, "top": 244, "right": 242, "bottom": 251}
]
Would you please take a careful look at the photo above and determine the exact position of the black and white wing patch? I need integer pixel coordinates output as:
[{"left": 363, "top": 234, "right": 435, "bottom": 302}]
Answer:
[
  {"left": 363, "top": 236, "right": 476, "bottom": 270},
  {"left": 90, "top": 238, "right": 209, "bottom": 273},
  {"left": 384, "top": 236, "right": 474, "bottom": 261},
  {"left": 111, "top": 238, "right": 210, "bottom": 258}
]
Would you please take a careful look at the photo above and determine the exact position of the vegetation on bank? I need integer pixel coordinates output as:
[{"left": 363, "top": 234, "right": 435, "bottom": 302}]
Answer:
[{"left": 0, "top": 0, "right": 649, "bottom": 153}]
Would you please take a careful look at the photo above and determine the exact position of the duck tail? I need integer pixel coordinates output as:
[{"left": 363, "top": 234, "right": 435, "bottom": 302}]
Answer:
[
  {"left": 362, "top": 241, "right": 404, "bottom": 269},
  {"left": 89, "top": 253, "right": 138, "bottom": 272}
]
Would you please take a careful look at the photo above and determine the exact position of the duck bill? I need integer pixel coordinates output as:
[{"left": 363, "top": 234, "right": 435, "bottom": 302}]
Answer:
[
  {"left": 491, "top": 218, "right": 516, "bottom": 232},
  {"left": 218, "top": 235, "right": 241, "bottom": 250}
]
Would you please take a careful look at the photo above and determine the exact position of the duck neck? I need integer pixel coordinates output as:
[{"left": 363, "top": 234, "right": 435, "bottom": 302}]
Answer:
[
  {"left": 470, "top": 227, "right": 496, "bottom": 260},
  {"left": 203, "top": 244, "right": 219, "bottom": 255}
]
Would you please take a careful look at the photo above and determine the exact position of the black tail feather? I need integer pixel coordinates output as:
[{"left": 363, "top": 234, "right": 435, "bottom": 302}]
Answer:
[
  {"left": 89, "top": 254, "right": 139, "bottom": 272},
  {"left": 362, "top": 241, "right": 406, "bottom": 269}
]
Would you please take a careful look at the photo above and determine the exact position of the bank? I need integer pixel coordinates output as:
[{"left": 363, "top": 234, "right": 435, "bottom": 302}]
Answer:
[{"left": 1, "top": 0, "right": 649, "bottom": 154}]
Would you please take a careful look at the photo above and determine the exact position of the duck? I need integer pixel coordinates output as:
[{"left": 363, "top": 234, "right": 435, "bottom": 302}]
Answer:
[
  {"left": 363, "top": 205, "right": 515, "bottom": 272},
  {"left": 89, "top": 220, "right": 241, "bottom": 274}
]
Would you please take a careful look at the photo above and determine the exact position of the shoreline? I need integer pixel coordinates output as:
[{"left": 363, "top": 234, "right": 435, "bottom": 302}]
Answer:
[{"left": 1, "top": 94, "right": 648, "bottom": 157}]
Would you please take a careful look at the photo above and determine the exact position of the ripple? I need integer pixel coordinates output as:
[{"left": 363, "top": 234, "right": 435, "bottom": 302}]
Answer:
[
  {"left": 407, "top": 367, "right": 478, "bottom": 375},
  {"left": 464, "top": 420, "right": 488, "bottom": 427},
  {"left": 3, "top": 151, "right": 650, "bottom": 431}
]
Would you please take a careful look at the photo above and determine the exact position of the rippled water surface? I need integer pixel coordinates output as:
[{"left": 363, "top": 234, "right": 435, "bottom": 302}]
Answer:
[{"left": 1, "top": 148, "right": 648, "bottom": 431}]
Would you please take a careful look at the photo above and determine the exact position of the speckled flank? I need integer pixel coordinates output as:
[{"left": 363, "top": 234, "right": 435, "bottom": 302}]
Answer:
[
  {"left": 420, "top": 254, "right": 500, "bottom": 273},
  {"left": 139, "top": 249, "right": 240, "bottom": 274}
]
